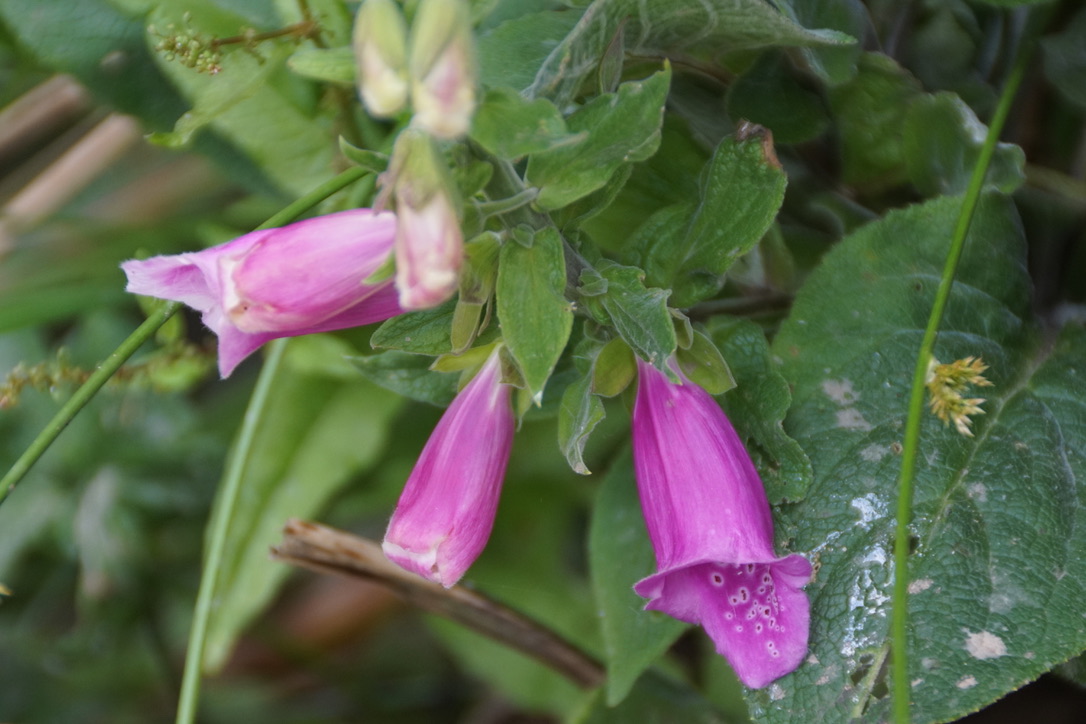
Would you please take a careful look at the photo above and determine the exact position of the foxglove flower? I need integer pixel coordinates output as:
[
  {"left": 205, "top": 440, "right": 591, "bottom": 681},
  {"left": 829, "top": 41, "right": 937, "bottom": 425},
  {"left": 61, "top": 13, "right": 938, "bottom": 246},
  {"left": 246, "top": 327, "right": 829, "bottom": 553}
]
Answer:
[
  {"left": 632, "top": 359, "right": 812, "bottom": 689},
  {"left": 122, "top": 209, "right": 401, "bottom": 377},
  {"left": 383, "top": 350, "right": 513, "bottom": 587}
]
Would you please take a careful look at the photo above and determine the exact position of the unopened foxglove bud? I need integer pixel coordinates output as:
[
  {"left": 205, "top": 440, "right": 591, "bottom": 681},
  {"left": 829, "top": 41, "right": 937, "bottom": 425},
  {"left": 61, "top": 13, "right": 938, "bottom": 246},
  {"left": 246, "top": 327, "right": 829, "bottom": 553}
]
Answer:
[
  {"left": 408, "top": 0, "right": 476, "bottom": 139},
  {"left": 353, "top": 0, "right": 410, "bottom": 117},
  {"left": 389, "top": 129, "right": 463, "bottom": 309},
  {"left": 122, "top": 210, "right": 402, "bottom": 377}
]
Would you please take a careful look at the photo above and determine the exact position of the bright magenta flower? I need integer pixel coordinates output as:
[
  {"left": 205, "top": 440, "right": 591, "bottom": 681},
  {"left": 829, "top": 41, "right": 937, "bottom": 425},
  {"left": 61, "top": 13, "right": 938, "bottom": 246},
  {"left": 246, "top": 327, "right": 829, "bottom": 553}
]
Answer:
[
  {"left": 383, "top": 350, "right": 513, "bottom": 587},
  {"left": 122, "top": 209, "right": 402, "bottom": 377},
  {"left": 632, "top": 359, "right": 812, "bottom": 689}
]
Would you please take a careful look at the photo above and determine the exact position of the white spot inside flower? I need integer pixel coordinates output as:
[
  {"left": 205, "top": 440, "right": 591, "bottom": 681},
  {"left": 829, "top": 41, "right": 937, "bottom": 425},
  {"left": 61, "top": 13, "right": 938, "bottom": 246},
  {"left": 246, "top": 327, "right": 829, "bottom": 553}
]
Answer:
[
  {"left": 957, "top": 675, "right": 978, "bottom": 689},
  {"left": 965, "top": 631, "right": 1007, "bottom": 660},
  {"left": 861, "top": 443, "right": 889, "bottom": 462},
  {"left": 837, "top": 408, "right": 873, "bottom": 431},
  {"left": 967, "top": 483, "right": 988, "bottom": 502},
  {"left": 908, "top": 579, "right": 933, "bottom": 594},
  {"left": 822, "top": 379, "right": 859, "bottom": 404}
]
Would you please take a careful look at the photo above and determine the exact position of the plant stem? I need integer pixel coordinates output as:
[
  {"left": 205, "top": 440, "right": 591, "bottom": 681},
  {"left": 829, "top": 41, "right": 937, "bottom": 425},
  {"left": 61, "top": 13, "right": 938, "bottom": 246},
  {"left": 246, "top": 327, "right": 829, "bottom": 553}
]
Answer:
[
  {"left": 175, "top": 338, "right": 287, "bottom": 724},
  {"left": 0, "top": 302, "right": 180, "bottom": 507},
  {"left": 890, "top": 28, "right": 1036, "bottom": 724},
  {"left": 174, "top": 165, "right": 377, "bottom": 723}
]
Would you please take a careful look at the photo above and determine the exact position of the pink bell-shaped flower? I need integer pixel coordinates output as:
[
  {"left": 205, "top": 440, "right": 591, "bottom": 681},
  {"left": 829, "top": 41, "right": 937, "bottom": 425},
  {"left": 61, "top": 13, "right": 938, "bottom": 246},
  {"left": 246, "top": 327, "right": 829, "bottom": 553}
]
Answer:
[
  {"left": 632, "top": 358, "right": 812, "bottom": 689},
  {"left": 122, "top": 209, "right": 402, "bottom": 377},
  {"left": 383, "top": 350, "right": 514, "bottom": 587}
]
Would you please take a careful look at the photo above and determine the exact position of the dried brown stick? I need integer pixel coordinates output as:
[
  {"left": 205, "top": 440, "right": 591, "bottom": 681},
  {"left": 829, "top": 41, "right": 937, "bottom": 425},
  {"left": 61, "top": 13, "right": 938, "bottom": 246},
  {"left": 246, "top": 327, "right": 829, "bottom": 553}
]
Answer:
[{"left": 272, "top": 518, "right": 606, "bottom": 690}]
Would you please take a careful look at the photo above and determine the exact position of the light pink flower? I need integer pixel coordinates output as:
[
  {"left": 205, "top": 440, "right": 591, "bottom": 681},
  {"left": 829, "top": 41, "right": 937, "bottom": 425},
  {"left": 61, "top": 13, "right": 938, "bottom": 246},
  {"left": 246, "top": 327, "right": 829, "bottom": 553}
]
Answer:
[
  {"left": 383, "top": 350, "right": 513, "bottom": 586},
  {"left": 122, "top": 209, "right": 401, "bottom": 377},
  {"left": 632, "top": 359, "right": 812, "bottom": 689}
]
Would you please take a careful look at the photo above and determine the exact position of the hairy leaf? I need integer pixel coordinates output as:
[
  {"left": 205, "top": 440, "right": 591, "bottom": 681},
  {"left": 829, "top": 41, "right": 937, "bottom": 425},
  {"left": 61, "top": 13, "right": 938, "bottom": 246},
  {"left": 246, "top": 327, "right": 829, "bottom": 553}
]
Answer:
[{"left": 756, "top": 193, "right": 1086, "bottom": 723}]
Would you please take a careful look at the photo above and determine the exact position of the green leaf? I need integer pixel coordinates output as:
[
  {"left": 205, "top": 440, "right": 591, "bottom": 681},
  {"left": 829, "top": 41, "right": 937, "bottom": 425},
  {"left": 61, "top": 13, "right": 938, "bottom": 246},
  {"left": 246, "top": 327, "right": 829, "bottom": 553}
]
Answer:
[
  {"left": 588, "top": 449, "right": 688, "bottom": 706},
  {"left": 759, "top": 193, "right": 1086, "bottom": 723},
  {"left": 370, "top": 300, "right": 456, "bottom": 356},
  {"left": 477, "top": 8, "right": 583, "bottom": 91},
  {"left": 594, "top": 260, "right": 676, "bottom": 369},
  {"left": 526, "top": 68, "right": 671, "bottom": 210},
  {"left": 786, "top": 0, "right": 867, "bottom": 85},
  {"left": 0, "top": 0, "right": 187, "bottom": 129},
  {"left": 592, "top": 337, "right": 637, "bottom": 398},
  {"left": 902, "top": 93, "right": 1025, "bottom": 196},
  {"left": 675, "top": 330, "right": 735, "bottom": 396},
  {"left": 471, "top": 87, "right": 579, "bottom": 159},
  {"left": 349, "top": 350, "right": 458, "bottom": 407},
  {"left": 828, "top": 52, "right": 922, "bottom": 191},
  {"left": 1042, "top": 6, "right": 1086, "bottom": 111},
  {"left": 558, "top": 370, "right": 606, "bottom": 475},
  {"left": 203, "top": 341, "right": 404, "bottom": 670},
  {"left": 144, "top": 3, "right": 337, "bottom": 196},
  {"left": 707, "top": 317, "right": 811, "bottom": 504},
  {"left": 528, "top": 0, "right": 855, "bottom": 106},
  {"left": 287, "top": 46, "right": 355, "bottom": 85},
  {"left": 642, "top": 129, "right": 787, "bottom": 307},
  {"left": 572, "top": 670, "right": 726, "bottom": 723},
  {"left": 726, "top": 52, "right": 829, "bottom": 145},
  {"left": 497, "top": 228, "right": 574, "bottom": 400}
]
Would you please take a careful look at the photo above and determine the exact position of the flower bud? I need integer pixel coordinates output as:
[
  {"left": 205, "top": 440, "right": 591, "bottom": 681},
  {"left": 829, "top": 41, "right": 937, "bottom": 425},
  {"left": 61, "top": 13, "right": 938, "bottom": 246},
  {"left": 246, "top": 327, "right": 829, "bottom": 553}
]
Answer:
[
  {"left": 408, "top": 0, "right": 477, "bottom": 139},
  {"left": 353, "top": 0, "right": 410, "bottom": 117},
  {"left": 383, "top": 349, "right": 514, "bottom": 587},
  {"left": 122, "top": 210, "right": 402, "bottom": 377},
  {"left": 389, "top": 129, "right": 464, "bottom": 309}
]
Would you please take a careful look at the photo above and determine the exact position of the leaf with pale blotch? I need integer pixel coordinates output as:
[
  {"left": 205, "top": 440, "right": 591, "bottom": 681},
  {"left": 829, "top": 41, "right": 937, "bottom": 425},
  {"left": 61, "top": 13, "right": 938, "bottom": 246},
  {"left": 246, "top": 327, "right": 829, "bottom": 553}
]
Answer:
[
  {"left": 559, "top": 371, "right": 606, "bottom": 475},
  {"left": 752, "top": 192, "right": 1086, "bottom": 724}
]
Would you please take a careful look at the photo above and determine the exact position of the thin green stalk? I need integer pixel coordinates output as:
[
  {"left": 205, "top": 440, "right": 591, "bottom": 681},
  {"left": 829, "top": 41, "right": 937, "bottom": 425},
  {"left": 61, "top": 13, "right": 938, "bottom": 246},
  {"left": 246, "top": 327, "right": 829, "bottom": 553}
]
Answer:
[
  {"left": 890, "top": 34, "right": 1036, "bottom": 724},
  {"left": 175, "top": 338, "right": 286, "bottom": 724},
  {"left": 0, "top": 165, "right": 371, "bottom": 511},
  {"left": 173, "top": 165, "right": 377, "bottom": 723},
  {"left": 0, "top": 302, "right": 180, "bottom": 507}
]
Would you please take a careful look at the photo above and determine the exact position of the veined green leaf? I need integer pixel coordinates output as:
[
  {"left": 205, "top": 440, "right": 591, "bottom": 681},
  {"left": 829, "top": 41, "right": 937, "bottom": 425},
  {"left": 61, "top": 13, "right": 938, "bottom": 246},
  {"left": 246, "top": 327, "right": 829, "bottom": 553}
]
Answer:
[
  {"left": 203, "top": 338, "right": 404, "bottom": 671},
  {"left": 497, "top": 227, "right": 574, "bottom": 400},
  {"left": 758, "top": 193, "right": 1086, "bottom": 723},
  {"left": 526, "top": 68, "right": 670, "bottom": 210}
]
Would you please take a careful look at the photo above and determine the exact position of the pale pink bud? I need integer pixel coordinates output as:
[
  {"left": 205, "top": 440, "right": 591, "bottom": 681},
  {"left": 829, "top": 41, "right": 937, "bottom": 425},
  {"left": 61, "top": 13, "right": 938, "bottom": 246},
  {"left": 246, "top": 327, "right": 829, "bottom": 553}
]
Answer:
[
  {"left": 122, "top": 209, "right": 402, "bottom": 377},
  {"left": 409, "top": 0, "right": 476, "bottom": 139},
  {"left": 353, "top": 0, "right": 409, "bottom": 117},
  {"left": 383, "top": 351, "right": 514, "bottom": 587},
  {"left": 394, "top": 187, "right": 463, "bottom": 310},
  {"left": 632, "top": 359, "right": 812, "bottom": 689}
]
